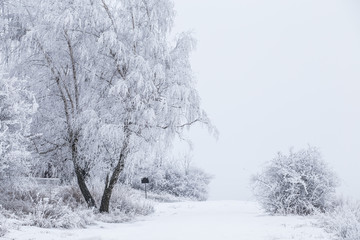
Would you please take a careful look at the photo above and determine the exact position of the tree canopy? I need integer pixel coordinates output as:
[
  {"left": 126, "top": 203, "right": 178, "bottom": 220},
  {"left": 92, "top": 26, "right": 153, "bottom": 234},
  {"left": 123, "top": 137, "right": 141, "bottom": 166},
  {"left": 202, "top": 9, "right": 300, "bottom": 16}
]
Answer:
[{"left": 1, "top": 0, "right": 212, "bottom": 212}]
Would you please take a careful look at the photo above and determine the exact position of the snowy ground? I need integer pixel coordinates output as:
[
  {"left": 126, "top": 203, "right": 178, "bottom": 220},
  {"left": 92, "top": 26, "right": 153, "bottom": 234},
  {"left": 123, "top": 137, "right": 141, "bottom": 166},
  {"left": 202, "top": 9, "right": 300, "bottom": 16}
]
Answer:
[{"left": 3, "top": 201, "right": 333, "bottom": 240}]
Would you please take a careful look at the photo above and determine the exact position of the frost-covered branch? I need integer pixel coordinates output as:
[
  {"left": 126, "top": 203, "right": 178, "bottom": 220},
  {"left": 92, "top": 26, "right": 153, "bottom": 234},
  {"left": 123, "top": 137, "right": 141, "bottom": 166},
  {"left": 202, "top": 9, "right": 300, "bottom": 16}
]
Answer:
[{"left": 251, "top": 146, "right": 338, "bottom": 215}]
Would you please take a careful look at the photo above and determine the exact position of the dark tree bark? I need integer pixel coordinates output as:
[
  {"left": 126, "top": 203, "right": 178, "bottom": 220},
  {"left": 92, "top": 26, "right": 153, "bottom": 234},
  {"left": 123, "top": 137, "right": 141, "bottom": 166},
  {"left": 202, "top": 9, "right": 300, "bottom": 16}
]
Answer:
[
  {"left": 99, "top": 132, "right": 130, "bottom": 213},
  {"left": 74, "top": 165, "right": 97, "bottom": 208},
  {"left": 71, "top": 134, "right": 97, "bottom": 208}
]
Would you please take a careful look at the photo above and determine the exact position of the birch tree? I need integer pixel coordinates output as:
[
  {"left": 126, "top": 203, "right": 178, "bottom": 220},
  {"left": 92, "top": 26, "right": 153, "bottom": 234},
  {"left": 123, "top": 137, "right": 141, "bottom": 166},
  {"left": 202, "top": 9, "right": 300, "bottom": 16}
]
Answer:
[{"left": 1, "top": 0, "right": 211, "bottom": 212}]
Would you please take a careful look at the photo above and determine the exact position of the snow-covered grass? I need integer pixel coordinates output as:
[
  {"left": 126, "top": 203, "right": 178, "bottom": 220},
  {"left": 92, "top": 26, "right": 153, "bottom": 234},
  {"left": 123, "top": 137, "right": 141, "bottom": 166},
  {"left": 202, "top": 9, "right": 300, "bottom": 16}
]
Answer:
[
  {"left": 29, "top": 200, "right": 94, "bottom": 229},
  {"left": 320, "top": 198, "right": 360, "bottom": 240},
  {"left": 0, "top": 212, "right": 7, "bottom": 237},
  {"left": 90, "top": 184, "right": 154, "bottom": 223},
  {"left": 0, "top": 183, "right": 154, "bottom": 231},
  {"left": 4, "top": 201, "right": 332, "bottom": 240}
]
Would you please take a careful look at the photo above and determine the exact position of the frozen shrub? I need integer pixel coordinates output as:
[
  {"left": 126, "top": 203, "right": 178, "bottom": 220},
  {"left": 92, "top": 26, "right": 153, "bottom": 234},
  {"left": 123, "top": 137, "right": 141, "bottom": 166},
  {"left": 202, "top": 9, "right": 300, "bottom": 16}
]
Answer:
[
  {"left": 321, "top": 198, "right": 360, "bottom": 240},
  {"left": 0, "top": 180, "right": 154, "bottom": 228},
  {"left": 90, "top": 182, "right": 154, "bottom": 220},
  {"left": 157, "top": 167, "right": 212, "bottom": 201},
  {"left": 54, "top": 185, "right": 86, "bottom": 208},
  {"left": 60, "top": 183, "right": 154, "bottom": 217},
  {"left": 145, "top": 191, "right": 190, "bottom": 202},
  {"left": 110, "top": 186, "right": 154, "bottom": 216},
  {"left": 94, "top": 185, "right": 154, "bottom": 223},
  {"left": 0, "top": 183, "right": 95, "bottom": 229},
  {"left": 0, "top": 183, "right": 46, "bottom": 215},
  {"left": 127, "top": 162, "right": 212, "bottom": 201},
  {"left": 29, "top": 182, "right": 154, "bottom": 225},
  {"left": 252, "top": 146, "right": 338, "bottom": 215},
  {"left": 30, "top": 200, "right": 94, "bottom": 228}
]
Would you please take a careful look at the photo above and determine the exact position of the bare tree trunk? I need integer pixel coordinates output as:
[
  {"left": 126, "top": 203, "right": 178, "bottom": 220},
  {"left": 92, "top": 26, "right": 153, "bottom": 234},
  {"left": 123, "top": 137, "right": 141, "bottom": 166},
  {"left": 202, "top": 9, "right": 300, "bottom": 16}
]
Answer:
[
  {"left": 74, "top": 165, "right": 97, "bottom": 208},
  {"left": 71, "top": 134, "right": 97, "bottom": 208},
  {"left": 99, "top": 132, "right": 130, "bottom": 213}
]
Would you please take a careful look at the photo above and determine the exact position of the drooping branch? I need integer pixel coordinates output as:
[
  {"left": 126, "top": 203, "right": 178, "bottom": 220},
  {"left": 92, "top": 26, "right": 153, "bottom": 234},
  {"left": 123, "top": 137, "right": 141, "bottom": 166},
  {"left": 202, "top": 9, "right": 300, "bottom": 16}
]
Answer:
[
  {"left": 157, "top": 118, "right": 203, "bottom": 130},
  {"left": 64, "top": 30, "right": 79, "bottom": 112},
  {"left": 101, "top": 0, "right": 118, "bottom": 33},
  {"left": 31, "top": 138, "right": 67, "bottom": 155},
  {"left": 55, "top": 76, "right": 72, "bottom": 136},
  {"left": 34, "top": 39, "right": 73, "bottom": 133}
]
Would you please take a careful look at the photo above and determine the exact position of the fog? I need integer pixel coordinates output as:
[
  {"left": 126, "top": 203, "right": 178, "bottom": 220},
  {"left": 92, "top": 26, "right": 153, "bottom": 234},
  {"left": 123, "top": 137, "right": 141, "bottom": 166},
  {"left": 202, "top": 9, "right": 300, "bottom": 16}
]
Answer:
[{"left": 173, "top": 0, "right": 360, "bottom": 200}]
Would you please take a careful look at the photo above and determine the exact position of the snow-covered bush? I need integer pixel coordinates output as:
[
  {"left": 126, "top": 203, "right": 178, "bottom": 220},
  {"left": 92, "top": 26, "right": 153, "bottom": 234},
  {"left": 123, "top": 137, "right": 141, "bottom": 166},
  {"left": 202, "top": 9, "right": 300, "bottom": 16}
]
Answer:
[
  {"left": 30, "top": 200, "right": 94, "bottom": 229},
  {"left": 321, "top": 198, "right": 360, "bottom": 240},
  {"left": 0, "top": 181, "right": 44, "bottom": 215},
  {"left": 0, "top": 180, "right": 153, "bottom": 229},
  {"left": 251, "top": 146, "right": 338, "bottom": 215},
  {"left": 126, "top": 158, "right": 212, "bottom": 201},
  {"left": 54, "top": 185, "right": 87, "bottom": 208},
  {"left": 52, "top": 182, "right": 154, "bottom": 223},
  {"left": 90, "top": 182, "right": 154, "bottom": 220},
  {"left": 154, "top": 167, "right": 212, "bottom": 201},
  {"left": 47, "top": 182, "right": 154, "bottom": 224},
  {"left": 107, "top": 185, "right": 154, "bottom": 216}
]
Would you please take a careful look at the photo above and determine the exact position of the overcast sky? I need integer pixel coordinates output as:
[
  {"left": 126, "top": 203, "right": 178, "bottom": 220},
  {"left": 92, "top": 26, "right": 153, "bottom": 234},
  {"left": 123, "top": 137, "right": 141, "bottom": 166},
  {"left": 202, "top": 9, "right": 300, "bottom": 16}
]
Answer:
[{"left": 173, "top": 0, "right": 360, "bottom": 200}]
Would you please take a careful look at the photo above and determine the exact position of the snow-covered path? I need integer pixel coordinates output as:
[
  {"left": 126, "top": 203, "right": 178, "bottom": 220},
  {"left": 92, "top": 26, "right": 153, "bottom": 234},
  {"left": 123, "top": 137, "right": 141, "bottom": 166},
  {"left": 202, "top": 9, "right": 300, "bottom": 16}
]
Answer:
[{"left": 4, "top": 201, "right": 332, "bottom": 240}]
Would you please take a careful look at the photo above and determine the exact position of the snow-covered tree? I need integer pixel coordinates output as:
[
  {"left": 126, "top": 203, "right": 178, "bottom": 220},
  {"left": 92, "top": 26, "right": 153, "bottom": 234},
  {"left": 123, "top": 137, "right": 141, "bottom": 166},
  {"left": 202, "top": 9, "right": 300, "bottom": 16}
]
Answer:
[
  {"left": 0, "top": 73, "right": 36, "bottom": 185},
  {"left": 251, "top": 146, "right": 338, "bottom": 215},
  {"left": 1, "top": 0, "right": 212, "bottom": 212}
]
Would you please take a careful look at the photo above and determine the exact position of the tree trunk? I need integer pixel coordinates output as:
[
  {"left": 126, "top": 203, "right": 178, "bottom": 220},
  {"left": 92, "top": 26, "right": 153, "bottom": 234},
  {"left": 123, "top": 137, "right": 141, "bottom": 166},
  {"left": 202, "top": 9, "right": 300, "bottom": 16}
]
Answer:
[
  {"left": 74, "top": 165, "right": 97, "bottom": 208},
  {"left": 99, "top": 183, "right": 112, "bottom": 213},
  {"left": 99, "top": 151, "right": 126, "bottom": 212},
  {"left": 71, "top": 134, "right": 97, "bottom": 208},
  {"left": 99, "top": 133, "right": 129, "bottom": 213}
]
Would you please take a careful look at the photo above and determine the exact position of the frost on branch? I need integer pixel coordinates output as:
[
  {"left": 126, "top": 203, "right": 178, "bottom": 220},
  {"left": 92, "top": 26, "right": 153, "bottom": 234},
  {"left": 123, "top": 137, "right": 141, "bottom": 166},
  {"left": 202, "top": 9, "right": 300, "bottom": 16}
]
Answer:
[
  {"left": 321, "top": 198, "right": 360, "bottom": 240},
  {"left": 251, "top": 146, "right": 338, "bottom": 215},
  {"left": 0, "top": 74, "right": 36, "bottom": 185}
]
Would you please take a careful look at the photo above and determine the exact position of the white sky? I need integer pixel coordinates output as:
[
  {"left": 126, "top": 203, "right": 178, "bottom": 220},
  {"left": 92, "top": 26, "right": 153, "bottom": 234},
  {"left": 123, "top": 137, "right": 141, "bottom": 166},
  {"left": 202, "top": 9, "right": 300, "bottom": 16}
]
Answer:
[{"left": 173, "top": 0, "right": 360, "bottom": 200}]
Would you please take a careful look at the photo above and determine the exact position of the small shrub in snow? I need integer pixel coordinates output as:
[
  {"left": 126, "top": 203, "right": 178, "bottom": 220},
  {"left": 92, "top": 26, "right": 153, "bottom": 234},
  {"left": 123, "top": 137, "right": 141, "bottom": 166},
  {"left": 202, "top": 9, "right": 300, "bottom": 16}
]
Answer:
[
  {"left": 155, "top": 167, "right": 212, "bottom": 201},
  {"left": 54, "top": 185, "right": 87, "bottom": 208},
  {"left": 145, "top": 191, "right": 191, "bottom": 203},
  {"left": 0, "top": 184, "right": 94, "bottom": 229},
  {"left": 126, "top": 159, "right": 212, "bottom": 201},
  {"left": 0, "top": 179, "right": 154, "bottom": 230},
  {"left": 0, "top": 184, "right": 46, "bottom": 215},
  {"left": 251, "top": 146, "right": 338, "bottom": 215},
  {"left": 90, "top": 183, "right": 154, "bottom": 220},
  {"left": 321, "top": 199, "right": 360, "bottom": 240},
  {"left": 105, "top": 184, "right": 154, "bottom": 216},
  {"left": 30, "top": 200, "right": 94, "bottom": 229}
]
